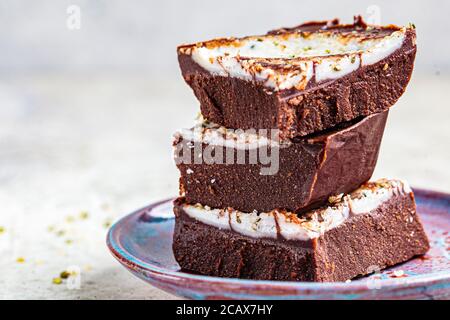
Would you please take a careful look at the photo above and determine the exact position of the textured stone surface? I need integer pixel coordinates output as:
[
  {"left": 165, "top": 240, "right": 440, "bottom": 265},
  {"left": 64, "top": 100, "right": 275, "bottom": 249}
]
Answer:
[{"left": 0, "top": 74, "right": 448, "bottom": 299}]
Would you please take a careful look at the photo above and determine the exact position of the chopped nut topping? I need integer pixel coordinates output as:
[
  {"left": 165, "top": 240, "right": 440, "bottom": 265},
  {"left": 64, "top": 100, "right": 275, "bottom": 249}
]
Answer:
[
  {"left": 103, "top": 219, "right": 112, "bottom": 228},
  {"left": 374, "top": 179, "right": 391, "bottom": 189},
  {"left": 52, "top": 277, "right": 63, "bottom": 285},
  {"left": 251, "top": 217, "right": 261, "bottom": 231},
  {"left": 16, "top": 257, "right": 25, "bottom": 263},
  {"left": 79, "top": 211, "right": 89, "bottom": 220},
  {"left": 328, "top": 193, "right": 344, "bottom": 204},
  {"left": 56, "top": 230, "right": 66, "bottom": 237},
  {"left": 383, "top": 63, "right": 389, "bottom": 71}
]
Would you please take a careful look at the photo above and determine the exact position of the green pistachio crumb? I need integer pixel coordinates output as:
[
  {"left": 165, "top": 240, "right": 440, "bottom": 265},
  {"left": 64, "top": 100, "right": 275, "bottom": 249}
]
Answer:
[
  {"left": 56, "top": 230, "right": 65, "bottom": 237},
  {"left": 16, "top": 257, "right": 25, "bottom": 263},
  {"left": 103, "top": 219, "right": 112, "bottom": 228},
  {"left": 79, "top": 211, "right": 89, "bottom": 220},
  {"left": 52, "top": 277, "right": 62, "bottom": 285}
]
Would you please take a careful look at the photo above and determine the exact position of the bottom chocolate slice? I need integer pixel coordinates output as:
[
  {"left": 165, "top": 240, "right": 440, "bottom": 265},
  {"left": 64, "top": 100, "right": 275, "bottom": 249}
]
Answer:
[{"left": 173, "top": 179, "right": 430, "bottom": 282}]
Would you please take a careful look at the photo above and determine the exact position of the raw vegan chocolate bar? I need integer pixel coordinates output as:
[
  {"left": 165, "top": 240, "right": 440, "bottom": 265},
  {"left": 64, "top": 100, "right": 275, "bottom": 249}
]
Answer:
[
  {"left": 174, "top": 111, "right": 388, "bottom": 213},
  {"left": 177, "top": 16, "right": 416, "bottom": 139},
  {"left": 172, "top": 179, "right": 430, "bottom": 282}
]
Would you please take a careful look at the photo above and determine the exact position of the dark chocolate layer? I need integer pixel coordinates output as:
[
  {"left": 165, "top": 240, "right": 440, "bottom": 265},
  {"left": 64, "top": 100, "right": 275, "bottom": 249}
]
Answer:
[{"left": 174, "top": 111, "right": 388, "bottom": 213}]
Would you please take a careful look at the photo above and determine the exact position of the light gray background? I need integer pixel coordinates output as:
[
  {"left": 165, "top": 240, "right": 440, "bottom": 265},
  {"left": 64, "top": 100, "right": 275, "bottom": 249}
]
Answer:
[
  {"left": 1, "top": 0, "right": 450, "bottom": 75},
  {"left": 0, "top": 0, "right": 449, "bottom": 299}
]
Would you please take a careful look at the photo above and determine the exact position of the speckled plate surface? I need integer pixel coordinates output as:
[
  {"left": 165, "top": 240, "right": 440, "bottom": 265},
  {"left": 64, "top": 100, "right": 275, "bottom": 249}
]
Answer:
[{"left": 107, "top": 189, "right": 450, "bottom": 300}]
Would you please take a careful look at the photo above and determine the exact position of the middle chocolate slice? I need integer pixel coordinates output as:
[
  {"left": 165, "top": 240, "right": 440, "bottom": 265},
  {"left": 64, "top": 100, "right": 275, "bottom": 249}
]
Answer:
[{"left": 174, "top": 110, "right": 388, "bottom": 213}]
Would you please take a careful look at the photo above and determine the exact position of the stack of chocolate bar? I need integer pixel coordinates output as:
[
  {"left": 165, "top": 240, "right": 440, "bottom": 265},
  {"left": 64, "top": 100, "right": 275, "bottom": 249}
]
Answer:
[{"left": 172, "top": 17, "right": 429, "bottom": 282}]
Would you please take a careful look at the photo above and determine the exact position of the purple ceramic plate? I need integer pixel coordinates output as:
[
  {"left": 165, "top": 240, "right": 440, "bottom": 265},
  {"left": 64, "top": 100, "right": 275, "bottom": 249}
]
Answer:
[{"left": 107, "top": 189, "right": 450, "bottom": 300}]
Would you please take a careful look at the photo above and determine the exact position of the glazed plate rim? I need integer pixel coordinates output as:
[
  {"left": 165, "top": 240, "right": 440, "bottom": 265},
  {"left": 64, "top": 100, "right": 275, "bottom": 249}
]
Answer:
[{"left": 107, "top": 188, "right": 450, "bottom": 293}]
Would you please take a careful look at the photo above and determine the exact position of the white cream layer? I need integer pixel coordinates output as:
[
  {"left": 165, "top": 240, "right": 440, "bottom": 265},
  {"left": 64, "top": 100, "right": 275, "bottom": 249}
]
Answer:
[
  {"left": 181, "top": 28, "right": 407, "bottom": 90},
  {"left": 181, "top": 179, "right": 412, "bottom": 241},
  {"left": 174, "top": 116, "right": 288, "bottom": 150}
]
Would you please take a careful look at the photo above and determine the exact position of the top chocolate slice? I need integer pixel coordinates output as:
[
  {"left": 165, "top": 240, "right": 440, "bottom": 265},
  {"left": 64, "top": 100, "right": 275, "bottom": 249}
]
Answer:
[{"left": 178, "top": 16, "right": 416, "bottom": 139}]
